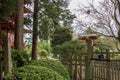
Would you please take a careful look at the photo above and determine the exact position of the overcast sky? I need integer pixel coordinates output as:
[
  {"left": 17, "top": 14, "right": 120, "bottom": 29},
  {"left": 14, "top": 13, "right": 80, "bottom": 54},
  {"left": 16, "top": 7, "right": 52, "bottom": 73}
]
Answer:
[
  {"left": 68, "top": 0, "right": 100, "bottom": 15},
  {"left": 68, "top": 0, "right": 101, "bottom": 34}
]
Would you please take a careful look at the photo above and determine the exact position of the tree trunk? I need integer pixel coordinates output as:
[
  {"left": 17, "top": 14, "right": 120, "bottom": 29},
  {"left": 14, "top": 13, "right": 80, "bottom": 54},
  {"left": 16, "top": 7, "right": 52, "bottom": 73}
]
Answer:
[
  {"left": 14, "top": 0, "right": 24, "bottom": 50},
  {"left": 31, "top": 0, "right": 39, "bottom": 60}
]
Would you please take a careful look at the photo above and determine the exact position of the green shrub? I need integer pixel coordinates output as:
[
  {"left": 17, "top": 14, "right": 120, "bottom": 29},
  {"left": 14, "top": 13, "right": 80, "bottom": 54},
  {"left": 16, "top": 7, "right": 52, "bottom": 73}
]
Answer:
[
  {"left": 30, "top": 59, "right": 70, "bottom": 80},
  {"left": 12, "top": 50, "right": 30, "bottom": 67},
  {"left": 5, "top": 65, "right": 67, "bottom": 80},
  {"left": 38, "top": 50, "right": 48, "bottom": 59},
  {"left": 53, "top": 40, "right": 86, "bottom": 58}
]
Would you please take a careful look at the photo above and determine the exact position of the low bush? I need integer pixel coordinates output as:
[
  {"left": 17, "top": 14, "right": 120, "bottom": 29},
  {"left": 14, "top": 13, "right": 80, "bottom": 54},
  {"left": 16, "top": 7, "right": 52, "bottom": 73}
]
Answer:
[
  {"left": 5, "top": 65, "right": 66, "bottom": 80},
  {"left": 12, "top": 50, "right": 30, "bottom": 67},
  {"left": 30, "top": 59, "right": 70, "bottom": 80}
]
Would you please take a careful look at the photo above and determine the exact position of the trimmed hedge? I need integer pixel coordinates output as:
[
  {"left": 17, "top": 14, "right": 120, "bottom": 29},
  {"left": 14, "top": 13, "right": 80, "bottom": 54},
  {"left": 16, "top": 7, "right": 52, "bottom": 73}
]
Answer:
[
  {"left": 30, "top": 59, "right": 70, "bottom": 80},
  {"left": 5, "top": 65, "right": 67, "bottom": 80}
]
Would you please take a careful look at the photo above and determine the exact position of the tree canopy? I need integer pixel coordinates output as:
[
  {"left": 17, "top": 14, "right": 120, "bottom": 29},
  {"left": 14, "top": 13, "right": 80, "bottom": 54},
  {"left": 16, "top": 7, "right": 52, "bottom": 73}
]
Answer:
[
  {"left": 51, "top": 26, "right": 73, "bottom": 46},
  {"left": 53, "top": 40, "right": 86, "bottom": 58},
  {"left": 0, "top": 0, "right": 17, "bottom": 19}
]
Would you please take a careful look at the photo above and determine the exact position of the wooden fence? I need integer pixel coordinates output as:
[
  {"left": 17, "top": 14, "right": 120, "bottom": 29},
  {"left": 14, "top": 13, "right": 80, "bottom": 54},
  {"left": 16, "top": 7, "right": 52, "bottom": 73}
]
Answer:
[
  {"left": 91, "top": 59, "right": 120, "bottom": 80},
  {"left": 91, "top": 51, "right": 120, "bottom": 80},
  {"left": 61, "top": 55, "right": 85, "bottom": 80},
  {"left": 61, "top": 52, "right": 120, "bottom": 80},
  {"left": 60, "top": 39, "right": 120, "bottom": 80}
]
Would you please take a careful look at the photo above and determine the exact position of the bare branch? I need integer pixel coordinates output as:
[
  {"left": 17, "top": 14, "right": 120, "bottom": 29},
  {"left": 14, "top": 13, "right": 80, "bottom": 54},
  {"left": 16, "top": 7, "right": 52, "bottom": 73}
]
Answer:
[{"left": 112, "top": 3, "right": 120, "bottom": 27}]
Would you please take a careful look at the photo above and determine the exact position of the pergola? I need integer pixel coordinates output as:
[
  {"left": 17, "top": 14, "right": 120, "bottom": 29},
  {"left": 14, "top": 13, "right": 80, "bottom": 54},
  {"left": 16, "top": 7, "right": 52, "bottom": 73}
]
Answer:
[{"left": 78, "top": 27, "right": 98, "bottom": 48}]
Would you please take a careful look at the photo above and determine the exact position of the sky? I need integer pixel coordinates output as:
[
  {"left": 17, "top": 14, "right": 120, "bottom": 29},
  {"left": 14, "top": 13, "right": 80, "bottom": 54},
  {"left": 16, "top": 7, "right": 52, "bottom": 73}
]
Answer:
[
  {"left": 68, "top": 0, "right": 91, "bottom": 18},
  {"left": 68, "top": 0, "right": 83, "bottom": 15},
  {"left": 68, "top": 0, "right": 101, "bottom": 34},
  {"left": 68, "top": 0, "right": 100, "bottom": 15}
]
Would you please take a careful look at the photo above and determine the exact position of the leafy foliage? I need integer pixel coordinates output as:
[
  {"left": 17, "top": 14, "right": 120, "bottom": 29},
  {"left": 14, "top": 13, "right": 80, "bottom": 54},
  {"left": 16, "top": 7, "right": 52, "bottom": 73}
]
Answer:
[
  {"left": 51, "top": 26, "right": 73, "bottom": 46},
  {"left": 30, "top": 59, "right": 70, "bottom": 80},
  {"left": 96, "top": 38, "right": 114, "bottom": 51},
  {"left": 5, "top": 65, "right": 67, "bottom": 80},
  {"left": 37, "top": 0, "right": 75, "bottom": 40},
  {"left": 0, "top": 0, "right": 17, "bottom": 19},
  {"left": 61, "top": 10, "right": 76, "bottom": 27},
  {"left": 37, "top": 41, "right": 52, "bottom": 52},
  {"left": 53, "top": 40, "right": 86, "bottom": 58},
  {"left": 12, "top": 50, "right": 30, "bottom": 67},
  {"left": 38, "top": 50, "right": 49, "bottom": 59}
]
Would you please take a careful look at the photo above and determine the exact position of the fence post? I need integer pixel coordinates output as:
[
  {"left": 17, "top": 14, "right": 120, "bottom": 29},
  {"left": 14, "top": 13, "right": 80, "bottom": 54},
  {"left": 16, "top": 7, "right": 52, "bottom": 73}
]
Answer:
[
  {"left": 106, "top": 49, "right": 110, "bottom": 80},
  {"left": 0, "top": 50, "right": 3, "bottom": 80},
  {"left": 69, "top": 55, "right": 73, "bottom": 80},
  {"left": 3, "top": 38, "right": 12, "bottom": 75},
  {"left": 90, "top": 46, "right": 94, "bottom": 80},
  {"left": 85, "top": 39, "right": 93, "bottom": 80},
  {"left": 74, "top": 54, "right": 77, "bottom": 80},
  {"left": 79, "top": 54, "right": 82, "bottom": 80}
]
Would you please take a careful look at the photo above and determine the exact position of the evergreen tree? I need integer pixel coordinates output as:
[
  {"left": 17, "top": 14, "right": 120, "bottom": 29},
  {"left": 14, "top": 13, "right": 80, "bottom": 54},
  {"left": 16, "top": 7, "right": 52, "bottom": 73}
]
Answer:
[
  {"left": 30, "top": 0, "right": 75, "bottom": 59},
  {"left": 38, "top": 0, "right": 75, "bottom": 40},
  {"left": 14, "top": 0, "right": 24, "bottom": 50},
  {"left": 0, "top": 0, "right": 17, "bottom": 19},
  {"left": 31, "top": 0, "right": 39, "bottom": 60}
]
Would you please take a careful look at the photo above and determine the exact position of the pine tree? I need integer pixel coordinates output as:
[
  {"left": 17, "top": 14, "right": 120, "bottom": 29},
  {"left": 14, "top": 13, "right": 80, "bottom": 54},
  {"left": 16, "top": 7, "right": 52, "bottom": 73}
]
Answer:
[{"left": 31, "top": 0, "right": 39, "bottom": 60}]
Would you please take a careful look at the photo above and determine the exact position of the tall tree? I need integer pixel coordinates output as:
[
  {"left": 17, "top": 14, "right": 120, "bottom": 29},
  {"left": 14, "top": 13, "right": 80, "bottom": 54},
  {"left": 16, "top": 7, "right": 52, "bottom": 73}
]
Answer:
[
  {"left": 30, "top": 0, "right": 75, "bottom": 59},
  {"left": 37, "top": 0, "right": 75, "bottom": 54},
  {"left": 31, "top": 0, "right": 39, "bottom": 60},
  {"left": 38, "top": 0, "right": 75, "bottom": 40},
  {"left": 14, "top": 0, "right": 24, "bottom": 50}
]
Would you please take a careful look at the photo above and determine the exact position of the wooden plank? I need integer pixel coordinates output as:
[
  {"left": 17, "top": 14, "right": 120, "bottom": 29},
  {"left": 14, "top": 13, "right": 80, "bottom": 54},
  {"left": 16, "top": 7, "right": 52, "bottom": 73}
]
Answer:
[
  {"left": 78, "top": 55, "right": 82, "bottom": 80},
  {"left": 118, "top": 61, "right": 120, "bottom": 80},
  {"left": 74, "top": 55, "right": 77, "bottom": 80}
]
